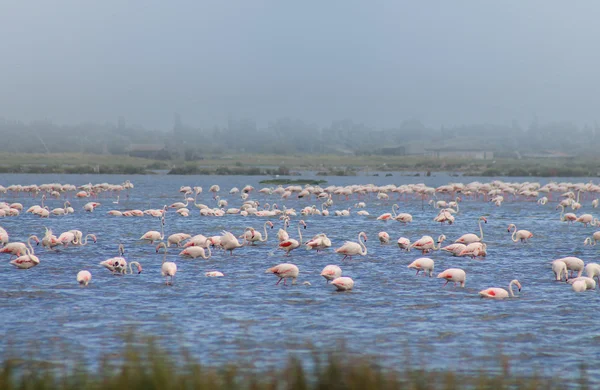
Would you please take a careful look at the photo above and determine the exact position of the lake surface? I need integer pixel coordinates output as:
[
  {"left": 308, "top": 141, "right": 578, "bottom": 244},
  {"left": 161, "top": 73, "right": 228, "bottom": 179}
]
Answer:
[{"left": 2, "top": 172, "right": 600, "bottom": 382}]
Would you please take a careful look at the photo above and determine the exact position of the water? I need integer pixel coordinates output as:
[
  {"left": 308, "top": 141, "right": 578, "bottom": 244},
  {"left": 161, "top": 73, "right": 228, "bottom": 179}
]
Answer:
[{"left": 1, "top": 172, "right": 600, "bottom": 381}]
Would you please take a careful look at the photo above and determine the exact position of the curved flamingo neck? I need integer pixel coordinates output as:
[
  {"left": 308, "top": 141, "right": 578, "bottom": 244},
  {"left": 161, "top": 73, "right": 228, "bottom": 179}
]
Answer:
[
  {"left": 27, "top": 236, "right": 35, "bottom": 255},
  {"left": 392, "top": 204, "right": 399, "bottom": 217},
  {"left": 262, "top": 222, "right": 269, "bottom": 241},
  {"left": 508, "top": 281, "right": 516, "bottom": 297},
  {"left": 510, "top": 225, "right": 518, "bottom": 242},
  {"left": 359, "top": 233, "right": 367, "bottom": 255}
]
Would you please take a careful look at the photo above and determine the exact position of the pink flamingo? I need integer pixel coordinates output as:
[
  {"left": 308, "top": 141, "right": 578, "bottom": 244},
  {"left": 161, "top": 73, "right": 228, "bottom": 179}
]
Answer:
[{"left": 265, "top": 263, "right": 299, "bottom": 285}]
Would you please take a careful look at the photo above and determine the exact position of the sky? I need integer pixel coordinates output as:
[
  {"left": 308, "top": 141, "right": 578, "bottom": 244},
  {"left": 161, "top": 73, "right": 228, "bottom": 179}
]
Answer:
[{"left": 1, "top": 1, "right": 599, "bottom": 130}]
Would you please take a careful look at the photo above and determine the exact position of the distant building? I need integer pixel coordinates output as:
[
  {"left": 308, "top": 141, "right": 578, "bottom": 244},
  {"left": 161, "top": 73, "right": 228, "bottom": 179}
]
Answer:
[
  {"left": 425, "top": 148, "right": 494, "bottom": 160},
  {"left": 520, "top": 150, "right": 574, "bottom": 159},
  {"left": 126, "top": 144, "right": 170, "bottom": 160},
  {"left": 379, "top": 146, "right": 406, "bottom": 156}
]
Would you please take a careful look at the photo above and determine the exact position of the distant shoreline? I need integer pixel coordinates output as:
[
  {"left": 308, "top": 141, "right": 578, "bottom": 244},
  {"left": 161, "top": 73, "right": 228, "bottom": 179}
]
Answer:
[{"left": 0, "top": 152, "right": 597, "bottom": 177}]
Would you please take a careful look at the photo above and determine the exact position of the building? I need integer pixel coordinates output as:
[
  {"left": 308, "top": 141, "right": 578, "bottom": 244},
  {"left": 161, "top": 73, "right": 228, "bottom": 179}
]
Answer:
[
  {"left": 379, "top": 146, "right": 406, "bottom": 156},
  {"left": 425, "top": 148, "right": 494, "bottom": 160}
]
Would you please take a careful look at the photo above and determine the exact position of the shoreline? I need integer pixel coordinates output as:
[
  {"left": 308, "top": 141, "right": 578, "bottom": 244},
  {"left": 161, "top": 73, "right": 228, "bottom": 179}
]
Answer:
[{"left": 0, "top": 152, "right": 599, "bottom": 177}]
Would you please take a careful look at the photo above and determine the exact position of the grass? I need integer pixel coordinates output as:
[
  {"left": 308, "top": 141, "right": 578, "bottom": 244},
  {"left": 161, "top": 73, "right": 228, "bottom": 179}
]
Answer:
[{"left": 0, "top": 335, "right": 589, "bottom": 390}]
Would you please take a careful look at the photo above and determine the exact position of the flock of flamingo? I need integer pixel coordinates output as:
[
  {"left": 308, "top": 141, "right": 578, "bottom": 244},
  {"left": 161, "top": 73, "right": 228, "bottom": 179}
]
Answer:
[{"left": 2, "top": 179, "right": 600, "bottom": 296}]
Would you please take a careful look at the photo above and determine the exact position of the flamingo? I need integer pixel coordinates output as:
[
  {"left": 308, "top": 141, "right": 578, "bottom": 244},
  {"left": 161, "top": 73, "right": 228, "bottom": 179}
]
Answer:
[
  {"left": 219, "top": 231, "right": 244, "bottom": 255},
  {"left": 585, "top": 263, "right": 600, "bottom": 284},
  {"left": 335, "top": 232, "right": 367, "bottom": 260},
  {"left": 567, "top": 277, "right": 596, "bottom": 290},
  {"left": 397, "top": 237, "right": 411, "bottom": 251},
  {"left": 411, "top": 234, "right": 446, "bottom": 254},
  {"left": 73, "top": 233, "right": 97, "bottom": 246},
  {"left": 184, "top": 234, "right": 211, "bottom": 248},
  {"left": 179, "top": 245, "right": 212, "bottom": 259},
  {"left": 455, "top": 216, "right": 486, "bottom": 245},
  {"left": 100, "top": 244, "right": 127, "bottom": 274},
  {"left": 584, "top": 232, "right": 600, "bottom": 246},
  {"left": 576, "top": 214, "right": 595, "bottom": 227},
  {"left": 278, "top": 220, "right": 307, "bottom": 256},
  {"left": 437, "top": 268, "right": 466, "bottom": 287},
  {"left": 10, "top": 248, "right": 40, "bottom": 269},
  {"left": 440, "top": 243, "right": 466, "bottom": 256},
  {"left": 169, "top": 197, "right": 189, "bottom": 210},
  {"left": 508, "top": 224, "right": 533, "bottom": 243},
  {"left": 331, "top": 277, "right": 354, "bottom": 291},
  {"left": 265, "top": 263, "right": 299, "bottom": 285},
  {"left": 305, "top": 233, "right": 332, "bottom": 252},
  {"left": 378, "top": 232, "right": 390, "bottom": 244},
  {"left": 551, "top": 260, "right": 569, "bottom": 281},
  {"left": 77, "top": 270, "right": 92, "bottom": 286},
  {"left": 320, "top": 265, "right": 342, "bottom": 283},
  {"left": 458, "top": 242, "right": 487, "bottom": 258},
  {"left": 51, "top": 201, "right": 71, "bottom": 215},
  {"left": 407, "top": 257, "right": 435, "bottom": 277},
  {"left": 1, "top": 235, "right": 39, "bottom": 258},
  {"left": 141, "top": 215, "right": 166, "bottom": 244},
  {"left": 157, "top": 242, "right": 177, "bottom": 285},
  {"left": 277, "top": 216, "right": 290, "bottom": 242},
  {"left": 167, "top": 233, "right": 191, "bottom": 247},
  {"left": 479, "top": 280, "right": 521, "bottom": 299},
  {"left": 0, "top": 226, "right": 8, "bottom": 247},
  {"left": 205, "top": 271, "right": 224, "bottom": 277},
  {"left": 377, "top": 204, "right": 399, "bottom": 221},
  {"left": 83, "top": 202, "right": 100, "bottom": 212},
  {"left": 572, "top": 279, "right": 588, "bottom": 292},
  {"left": 554, "top": 257, "right": 584, "bottom": 278},
  {"left": 240, "top": 221, "right": 273, "bottom": 245},
  {"left": 557, "top": 204, "right": 577, "bottom": 223}
]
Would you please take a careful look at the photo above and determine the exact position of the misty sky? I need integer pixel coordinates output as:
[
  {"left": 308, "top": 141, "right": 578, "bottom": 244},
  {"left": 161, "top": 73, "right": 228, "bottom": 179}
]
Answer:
[{"left": 1, "top": 1, "right": 599, "bottom": 130}]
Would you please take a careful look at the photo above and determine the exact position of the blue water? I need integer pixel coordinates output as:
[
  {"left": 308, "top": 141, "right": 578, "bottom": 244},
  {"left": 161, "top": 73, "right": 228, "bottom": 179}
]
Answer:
[{"left": 1, "top": 172, "right": 599, "bottom": 381}]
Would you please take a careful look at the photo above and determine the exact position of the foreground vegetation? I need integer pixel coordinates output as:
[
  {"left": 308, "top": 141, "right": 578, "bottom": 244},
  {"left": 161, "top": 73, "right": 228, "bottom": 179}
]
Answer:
[
  {"left": 0, "top": 152, "right": 599, "bottom": 177},
  {"left": 0, "top": 337, "right": 590, "bottom": 390}
]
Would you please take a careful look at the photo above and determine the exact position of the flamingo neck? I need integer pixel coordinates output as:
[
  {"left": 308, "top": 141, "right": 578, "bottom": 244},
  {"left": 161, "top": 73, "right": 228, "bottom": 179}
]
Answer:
[
  {"left": 359, "top": 234, "right": 367, "bottom": 255},
  {"left": 262, "top": 222, "right": 269, "bottom": 241},
  {"left": 508, "top": 282, "right": 515, "bottom": 297},
  {"left": 479, "top": 220, "right": 484, "bottom": 240},
  {"left": 27, "top": 237, "right": 35, "bottom": 255},
  {"left": 511, "top": 227, "right": 517, "bottom": 242},
  {"left": 297, "top": 223, "right": 303, "bottom": 244}
]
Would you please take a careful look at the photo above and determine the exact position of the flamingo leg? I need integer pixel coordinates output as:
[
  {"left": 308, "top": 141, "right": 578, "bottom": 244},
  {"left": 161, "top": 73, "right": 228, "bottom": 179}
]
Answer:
[
  {"left": 341, "top": 255, "right": 348, "bottom": 261},
  {"left": 415, "top": 270, "right": 420, "bottom": 276},
  {"left": 276, "top": 277, "right": 282, "bottom": 285},
  {"left": 442, "top": 280, "right": 449, "bottom": 287}
]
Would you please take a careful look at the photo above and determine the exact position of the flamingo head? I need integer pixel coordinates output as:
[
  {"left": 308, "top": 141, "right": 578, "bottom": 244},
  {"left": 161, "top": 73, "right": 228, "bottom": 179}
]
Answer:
[
  {"left": 268, "top": 221, "right": 274, "bottom": 229},
  {"left": 437, "top": 235, "right": 446, "bottom": 243},
  {"left": 481, "top": 217, "right": 487, "bottom": 223},
  {"left": 360, "top": 232, "right": 368, "bottom": 242},
  {"left": 300, "top": 220, "right": 307, "bottom": 229},
  {"left": 513, "top": 280, "right": 522, "bottom": 291},
  {"left": 90, "top": 234, "right": 97, "bottom": 243}
]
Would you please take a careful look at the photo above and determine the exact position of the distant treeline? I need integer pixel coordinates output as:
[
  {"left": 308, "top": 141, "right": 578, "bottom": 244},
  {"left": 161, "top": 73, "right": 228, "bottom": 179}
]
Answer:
[{"left": 1, "top": 117, "right": 600, "bottom": 158}]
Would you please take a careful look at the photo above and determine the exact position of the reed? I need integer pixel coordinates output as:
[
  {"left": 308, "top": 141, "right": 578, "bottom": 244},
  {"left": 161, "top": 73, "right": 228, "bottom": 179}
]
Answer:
[{"left": 0, "top": 336, "right": 586, "bottom": 390}]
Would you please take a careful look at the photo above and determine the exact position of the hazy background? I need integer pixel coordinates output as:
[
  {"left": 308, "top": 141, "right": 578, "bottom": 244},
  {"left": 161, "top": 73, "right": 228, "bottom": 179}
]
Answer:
[{"left": 1, "top": 1, "right": 599, "bottom": 130}]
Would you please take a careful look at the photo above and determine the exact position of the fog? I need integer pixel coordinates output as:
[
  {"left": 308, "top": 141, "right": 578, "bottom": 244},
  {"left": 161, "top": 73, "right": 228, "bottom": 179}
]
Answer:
[{"left": 1, "top": 1, "right": 599, "bottom": 130}]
